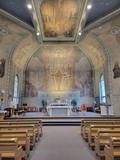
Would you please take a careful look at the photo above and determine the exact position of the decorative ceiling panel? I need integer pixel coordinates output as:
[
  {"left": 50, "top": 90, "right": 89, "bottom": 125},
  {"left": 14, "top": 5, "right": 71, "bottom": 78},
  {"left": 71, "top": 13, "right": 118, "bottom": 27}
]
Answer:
[
  {"left": 40, "top": 0, "right": 81, "bottom": 39},
  {"left": 32, "top": 0, "right": 88, "bottom": 42}
]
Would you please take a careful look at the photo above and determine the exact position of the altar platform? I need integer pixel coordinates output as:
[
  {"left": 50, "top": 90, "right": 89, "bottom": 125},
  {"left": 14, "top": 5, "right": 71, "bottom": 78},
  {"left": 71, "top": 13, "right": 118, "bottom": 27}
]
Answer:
[
  {"left": 13, "top": 111, "right": 100, "bottom": 118},
  {"left": 8, "top": 111, "right": 120, "bottom": 126}
]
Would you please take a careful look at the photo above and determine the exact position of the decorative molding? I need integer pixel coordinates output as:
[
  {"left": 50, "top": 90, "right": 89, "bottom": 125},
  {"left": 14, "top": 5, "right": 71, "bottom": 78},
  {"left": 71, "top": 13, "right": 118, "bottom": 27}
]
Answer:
[
  {"left": 83, "top": 8, "right": 120, "bottom": 34},
  {"left": 30, "top": 0, "right": 88, "bottom": 42},
  {"left": 0, "top": 9, "right": 34, "bottom": 32}
]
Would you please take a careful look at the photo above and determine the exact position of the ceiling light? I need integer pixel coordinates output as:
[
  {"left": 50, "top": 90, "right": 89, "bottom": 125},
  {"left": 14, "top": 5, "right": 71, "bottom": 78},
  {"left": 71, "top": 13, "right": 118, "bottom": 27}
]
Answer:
[
  {"left": 87, "top": 4, "right": 92, "bottom": 10},
  {"left": 36, "top": 32, "right": 40, "bottom": 36},
  {"left": 27, "top": 4, "right": 32, "bottom": 9},
  {"left": 78, "top": 31, "right": 82, "bottom": 36}
]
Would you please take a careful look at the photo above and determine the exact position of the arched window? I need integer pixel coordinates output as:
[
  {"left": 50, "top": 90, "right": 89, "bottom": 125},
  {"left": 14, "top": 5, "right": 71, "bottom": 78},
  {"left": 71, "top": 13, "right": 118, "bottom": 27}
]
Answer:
[
  {"left": 13, "top": 75, "right": 19, "bottom": 106},
  {"left": 99, "top": 75, "right": 106, "bottom": 103}
]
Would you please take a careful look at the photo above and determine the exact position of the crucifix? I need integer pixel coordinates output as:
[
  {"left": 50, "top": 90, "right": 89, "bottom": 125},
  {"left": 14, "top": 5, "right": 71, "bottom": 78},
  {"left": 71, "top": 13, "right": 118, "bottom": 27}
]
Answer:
[{"left": 50, "top": 70, "right": 66, "bottom": 91}]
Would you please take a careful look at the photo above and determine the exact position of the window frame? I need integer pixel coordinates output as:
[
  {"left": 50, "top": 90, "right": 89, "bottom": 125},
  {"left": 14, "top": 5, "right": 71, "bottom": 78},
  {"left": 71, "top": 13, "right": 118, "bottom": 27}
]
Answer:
[
  {"left": 99, "top": 74, "right": 106, "bottom": 104},
  {"left": 13, "top": 74, "right": 19, "bottom": 105}
]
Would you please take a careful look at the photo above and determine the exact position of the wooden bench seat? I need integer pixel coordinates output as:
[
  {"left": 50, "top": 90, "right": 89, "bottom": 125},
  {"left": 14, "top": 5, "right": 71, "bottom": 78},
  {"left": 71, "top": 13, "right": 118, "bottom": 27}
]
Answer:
[
  {"left": 3, "top": 119, "right": 43, "bottom": 137},
  {"left": 82, "top": 122, "right": 120, "bottom": 141},
  {"left": 87, "top": 125, "right": 120, "bottom": 149},
  {"left": 105, "top": 137, "right": 120, "bottom": 160},
  {"left": 0, "top": 130, "right": 30, "bottom": 159},
  {"left": 5, "top": 118, "right": 42, "bottom": 126},
  {"left": 82, "top": 120, "right": 120, "bottom": 140},
  {"left": 0, "top": 137, "right": 22, "bottom": 160},
  {"left": 0, "top": 124, "right": 36, "bottom": 148},
  {"left": 95, "top": 130, "right": 120, "bottom": 158},
  {"left": 81, "top": 119, "right": 120, "bottom": 132},
  {"left": 0, "top": 121, "right": 42, "bottom": 141}
]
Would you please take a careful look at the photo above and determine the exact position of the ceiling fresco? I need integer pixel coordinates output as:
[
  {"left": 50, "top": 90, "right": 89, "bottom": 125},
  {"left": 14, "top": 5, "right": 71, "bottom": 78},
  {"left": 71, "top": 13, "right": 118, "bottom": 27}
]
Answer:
[
  {"left": 0, "top": 0, "right": 120, "bottom": 42},
  {"left": 1, "top": 0, "right": 120, "bottom": 27},
  {"left": 40, "top": 0, "right": 81, "bottom": 39}
]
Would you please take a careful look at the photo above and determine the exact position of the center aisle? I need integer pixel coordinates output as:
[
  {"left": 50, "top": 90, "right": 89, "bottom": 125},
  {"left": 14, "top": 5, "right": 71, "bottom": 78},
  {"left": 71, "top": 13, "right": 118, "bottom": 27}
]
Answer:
[{"left": 30, "top": 126, "right": 96, "bottom": 160}]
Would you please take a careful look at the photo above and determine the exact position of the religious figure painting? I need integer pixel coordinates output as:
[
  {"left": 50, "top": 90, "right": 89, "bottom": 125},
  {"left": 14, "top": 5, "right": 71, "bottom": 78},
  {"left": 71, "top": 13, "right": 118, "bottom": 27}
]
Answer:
[
  {"left": 24, "top": 46, "right": 94, "bottom": 100},
  {"left": 40, "top": 0, "right": 80, "bottom": 38},
  {"left": 75, "top": 57, "right": 94, "bottom": 97},
  {"left": 113, "top": 62, "right": 120, "bottom": 79},
  {"left": 0, "top": 58, "right": 5, "bottom": 78}
]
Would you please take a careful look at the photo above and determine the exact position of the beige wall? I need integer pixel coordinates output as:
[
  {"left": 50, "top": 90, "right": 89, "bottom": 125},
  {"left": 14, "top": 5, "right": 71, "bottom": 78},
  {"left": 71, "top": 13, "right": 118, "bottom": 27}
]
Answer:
[
  {"left": 91, "top": 15, "right": 120, "bottom": 114},
  {"left": 0, "top": 14, "right": 30, "bottom": 105},
  {"left": 0, "top": 11, "right": 120, "bottom": 115}
]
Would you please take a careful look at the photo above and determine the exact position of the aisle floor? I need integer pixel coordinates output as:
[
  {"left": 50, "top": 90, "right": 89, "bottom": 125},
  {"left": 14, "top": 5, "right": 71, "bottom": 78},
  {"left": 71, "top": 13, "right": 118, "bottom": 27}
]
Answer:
[{"left": 30, "top": 126, "right": 97, "bottom": 160}]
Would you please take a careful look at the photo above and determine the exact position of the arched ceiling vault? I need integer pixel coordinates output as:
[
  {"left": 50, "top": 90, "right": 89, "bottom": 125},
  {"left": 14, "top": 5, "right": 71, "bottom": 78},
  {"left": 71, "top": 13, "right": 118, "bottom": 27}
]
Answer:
[
  {"left": 78, "top": 34, "right": 106, "bottom": 70},
  {"left": 12, "top": 33, "right": 106, "bottom": 71},
  {"left": 12, "top": 34, "right": 40, "bottom": 69}
]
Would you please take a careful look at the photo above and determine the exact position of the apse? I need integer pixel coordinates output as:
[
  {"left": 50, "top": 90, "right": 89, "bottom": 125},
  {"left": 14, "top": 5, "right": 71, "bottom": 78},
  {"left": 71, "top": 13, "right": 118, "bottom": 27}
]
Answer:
[{"left": 24, "top": 46, "right": 94, "bottom": 108}]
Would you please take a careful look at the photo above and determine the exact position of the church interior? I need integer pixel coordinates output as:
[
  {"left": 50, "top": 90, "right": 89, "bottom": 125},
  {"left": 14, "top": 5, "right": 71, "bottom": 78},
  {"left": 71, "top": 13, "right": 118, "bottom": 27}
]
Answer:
[{"left": 0, "top": 0, "right": 120, "bottom": 159}]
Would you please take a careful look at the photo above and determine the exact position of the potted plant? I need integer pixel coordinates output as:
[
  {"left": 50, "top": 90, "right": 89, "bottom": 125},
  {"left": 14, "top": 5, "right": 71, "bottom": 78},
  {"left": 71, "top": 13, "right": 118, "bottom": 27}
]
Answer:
[
  {"left": 41, "top": 99, "right": 47, "bottom": 112},
  {"left": 71, "top": 99, "right": 77, "bottom": 112}
]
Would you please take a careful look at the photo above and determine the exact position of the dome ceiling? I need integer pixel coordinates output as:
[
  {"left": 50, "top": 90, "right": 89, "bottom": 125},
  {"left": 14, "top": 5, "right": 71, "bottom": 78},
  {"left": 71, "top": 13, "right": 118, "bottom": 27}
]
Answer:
[{"left": 0, "top": 0, "right": 120, "bottom": 42}]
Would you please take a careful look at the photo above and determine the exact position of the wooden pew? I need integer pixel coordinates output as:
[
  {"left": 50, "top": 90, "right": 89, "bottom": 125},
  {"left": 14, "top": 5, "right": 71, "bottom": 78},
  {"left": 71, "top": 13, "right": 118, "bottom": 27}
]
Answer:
[
  {"left": 105, "top": 137, "right": 120, "bottom": 160},
  {"left": 0, "top": 130, "right": 30, "bottom": 159},
  {"left": 0, "top": 124, "right": 36, "bottom": 148},
  {"left": 87, "top": 125, "right": 120, "bottom": 149},
  {"left": 95, "top": 130, "right": 120, "bottom": 158},
  {"left": 81, "top": 118, "right": 120, "bottom": 130},
  {"left": 82, "top": 121, "right": 120, "bottom": 141},
  {"left": 5, "top": 118, "right": 42, "bottom": 126},
  {"left": 3, "top": 119, "right": 43, "bottom": 137},
  {"left": 0, "top": 121, "right": 41, "bottom": 141},
  {"left": 81, "top": 119, "right": 120, "bottom": 136},
  {"left": 0, "top": 137, "right": 22, "bottom": 160}
]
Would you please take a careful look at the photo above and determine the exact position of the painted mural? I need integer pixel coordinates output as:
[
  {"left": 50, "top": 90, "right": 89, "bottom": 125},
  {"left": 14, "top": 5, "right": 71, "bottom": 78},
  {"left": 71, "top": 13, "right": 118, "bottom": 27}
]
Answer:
[
  {"left": 40, "top": 0, "right": 80, "bottom": 38},
  {"left": 24, "top": 46, "right": 94, "bottom": 100},
  {"left": 75, "top": 56, "right": 94, "bottom": 97}
]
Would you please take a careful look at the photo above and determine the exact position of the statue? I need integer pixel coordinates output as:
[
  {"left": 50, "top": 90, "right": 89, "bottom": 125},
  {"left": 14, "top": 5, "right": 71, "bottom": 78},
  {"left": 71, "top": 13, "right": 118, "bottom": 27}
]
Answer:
[
  {"left": 0, "top": 59, "right": 5, "bottom": 78},
  {"left": 113, "top": 62, "right": 120, "bottom": 79}
]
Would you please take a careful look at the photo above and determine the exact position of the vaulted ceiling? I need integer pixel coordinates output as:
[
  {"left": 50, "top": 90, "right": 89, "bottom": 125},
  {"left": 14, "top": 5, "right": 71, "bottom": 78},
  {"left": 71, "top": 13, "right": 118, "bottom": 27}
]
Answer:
[
  {"left": 0, "top": 0, "right": 120, "bottom": 71},
  {"left": 0, "top": 0, "right": 120, "bottom": 42}
]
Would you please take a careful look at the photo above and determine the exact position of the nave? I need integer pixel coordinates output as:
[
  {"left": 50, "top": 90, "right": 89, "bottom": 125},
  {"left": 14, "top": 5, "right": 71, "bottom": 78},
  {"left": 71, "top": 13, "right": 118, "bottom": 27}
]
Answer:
[
  {"left": 1, "top": 118, "right": 120, "bottom": 160},
  {"left": 30, "top": 126, "right": 96, "bottom": 160}
]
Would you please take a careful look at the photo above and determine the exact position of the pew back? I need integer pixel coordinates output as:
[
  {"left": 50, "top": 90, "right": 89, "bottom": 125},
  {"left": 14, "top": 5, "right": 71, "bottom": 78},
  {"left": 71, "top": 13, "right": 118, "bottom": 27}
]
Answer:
[
  {"left": 88, "top": 125, "right": 120, "bottom": 147},
  {"left": 95, "top": 130, "right": 120, "bottom": 157},
  {"left": 105, "top": 137, "right": 120, "bottom": 160},
  {"left": 0, "top": 137, "right": 22, "bottom": 160},
  {"left": 0, "top": 124, "right": 36, "bottom": 147}
]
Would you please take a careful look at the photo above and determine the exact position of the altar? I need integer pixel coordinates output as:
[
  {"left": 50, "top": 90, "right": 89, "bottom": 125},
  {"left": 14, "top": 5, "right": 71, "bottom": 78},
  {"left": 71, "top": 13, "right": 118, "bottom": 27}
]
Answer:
[{"left": 47, "top": 103, "right": 72, "bottom": 116}]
